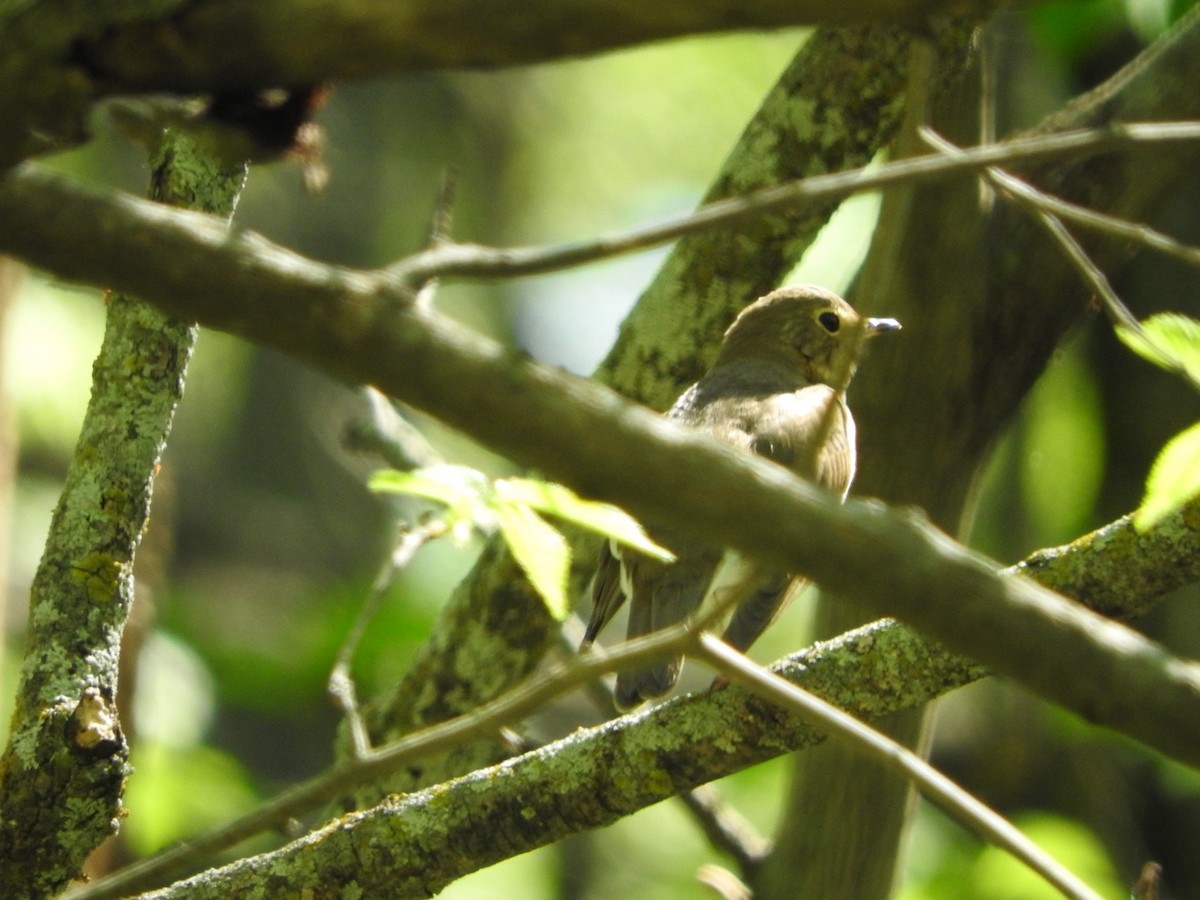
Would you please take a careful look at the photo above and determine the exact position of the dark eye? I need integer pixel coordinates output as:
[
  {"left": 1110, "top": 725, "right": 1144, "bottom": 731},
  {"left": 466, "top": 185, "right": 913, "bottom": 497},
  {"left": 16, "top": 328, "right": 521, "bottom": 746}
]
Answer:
[{"left": 818, "top": 312, "right": 840, "bottom": 333}]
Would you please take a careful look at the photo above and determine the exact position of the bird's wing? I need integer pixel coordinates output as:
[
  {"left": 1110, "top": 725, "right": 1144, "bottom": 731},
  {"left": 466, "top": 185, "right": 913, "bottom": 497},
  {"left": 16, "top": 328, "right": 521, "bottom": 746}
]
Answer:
[
  {"left": 581, "top": 382, "right": 714, "bottom": 647},
  {"left": 581, "top": 540, "right": 626, "bottom": 649},
  {"left": 614, "top": 532, "right": 721, "bottom": 710}
]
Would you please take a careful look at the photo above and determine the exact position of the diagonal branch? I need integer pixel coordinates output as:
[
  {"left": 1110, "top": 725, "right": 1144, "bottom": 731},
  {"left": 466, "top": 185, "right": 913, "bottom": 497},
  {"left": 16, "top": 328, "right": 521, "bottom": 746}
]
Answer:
[
  {"left": 1, "top": 145, "right": 1199, "bottom": 768},
  {"left": 75, "top": 493, "right": 1200, "bottom": 898},
  {"left": 78, "top": 486, "right": 1200, "bottom": 899},
  {"left": 695, "top": 634, "right": 1100, "bottom": 900}
]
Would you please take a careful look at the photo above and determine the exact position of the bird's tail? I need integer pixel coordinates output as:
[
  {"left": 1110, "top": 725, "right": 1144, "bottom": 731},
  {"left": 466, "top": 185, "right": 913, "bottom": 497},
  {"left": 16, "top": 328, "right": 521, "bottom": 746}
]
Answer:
[{"left": 615, "top": 656, "right": 683, "bottom": 711}]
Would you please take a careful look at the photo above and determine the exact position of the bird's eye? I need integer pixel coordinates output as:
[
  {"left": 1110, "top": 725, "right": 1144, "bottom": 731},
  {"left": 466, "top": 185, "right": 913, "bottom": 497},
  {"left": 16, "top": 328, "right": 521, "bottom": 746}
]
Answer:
[{"left": 818, "top": 312, "right": 840, "bottom": 333}]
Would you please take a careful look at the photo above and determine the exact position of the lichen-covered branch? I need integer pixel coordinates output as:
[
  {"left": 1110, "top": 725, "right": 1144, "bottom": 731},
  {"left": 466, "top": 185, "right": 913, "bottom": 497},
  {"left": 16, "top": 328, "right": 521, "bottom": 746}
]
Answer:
[
  {"left": 0, "top": 158, "right": 1198, "bottom": 769},
  {"left": 71, "top": 493, "right": 1200, "bottom": 899},
  {"left": 92, "top": 495, "right": 1200, "bottom": 898},
  {"left": 116, "top": 621, "right": 988, "bottom": 900},
  {"left": 0, "top": 134, "right": 246, "bottom": 898}
]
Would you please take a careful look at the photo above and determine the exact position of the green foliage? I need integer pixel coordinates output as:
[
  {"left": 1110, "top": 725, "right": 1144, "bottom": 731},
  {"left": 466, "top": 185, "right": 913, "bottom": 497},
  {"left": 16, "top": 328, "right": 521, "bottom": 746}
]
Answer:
[
  {"left": 1116, "top": 313, "right": 1200, "bottom": 529},
  {"left": 494, "top": 476, "right": 672, "bottom": 556},
  {"left": 1136, "top": 420, "right": 1200, "bottom": 529},
  {"left": 1020, "top": 348, "right": 1106, "bottom": 543},
  {"left": 899, "top": 812, "right": 1125, "bottom": 900},
  {"left": 492, "top": 499, "right": 572, "bottom": 618},
  {"left": 370, "top": 465, "right": 492, "bottom": 544},
  {"left": 966, "top": 814, "right": 1124, "bottom": 899},
  {"left": 371, "top": 465, "right": 673, "bottom": 619},
  {"left": 123, "top": 742, "right": 259, "bottom": 856}
]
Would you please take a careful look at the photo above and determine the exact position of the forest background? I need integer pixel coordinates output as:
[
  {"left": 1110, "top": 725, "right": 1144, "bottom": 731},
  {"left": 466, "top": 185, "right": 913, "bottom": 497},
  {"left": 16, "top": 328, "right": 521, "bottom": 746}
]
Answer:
[{"left": 2, "top": 0, "right": 1200, "bottom": 897}]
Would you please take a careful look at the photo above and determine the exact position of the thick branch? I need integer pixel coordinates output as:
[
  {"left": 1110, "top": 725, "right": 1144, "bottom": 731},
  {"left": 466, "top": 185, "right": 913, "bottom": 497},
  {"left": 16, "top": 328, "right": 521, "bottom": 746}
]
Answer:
[
  {"left": 0, "top": 3, "right": 991, "bottom": 167},
  {"left": 0, "top": 166, "right": 1198, "bottom": 770},
  {"left": 71, "top": 2, "right": 995, "bottom": 94}
]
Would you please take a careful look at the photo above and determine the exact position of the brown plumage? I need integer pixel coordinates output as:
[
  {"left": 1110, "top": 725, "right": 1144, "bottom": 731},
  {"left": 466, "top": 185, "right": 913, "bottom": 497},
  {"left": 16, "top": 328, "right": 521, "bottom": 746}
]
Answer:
[{"left": 582, "top": 285, "right": 899, "bottom": 710}]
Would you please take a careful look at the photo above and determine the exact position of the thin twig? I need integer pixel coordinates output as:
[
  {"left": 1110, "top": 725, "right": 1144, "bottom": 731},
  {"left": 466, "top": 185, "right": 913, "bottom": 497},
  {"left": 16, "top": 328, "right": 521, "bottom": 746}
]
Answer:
[
  {"left": 413, "top": 165, "right": 460, "bottom": 309},
  {"left": 386, "top": 121, "right": 1200, "bottom": 287},
  {"left": 694, "top": 634, "right": 1102, "bottom": 900},
  {"left": 987, "top": 167, "right": 1200, "bottom": 270},
  {"left": 695, "top": 863, "right": 752, "bottom": 900},
  {"left": 425, "top": 165, "right": 459, "bottom": 249},
  {"left": 919, "top": 127, "right": 1200, "bottom": 395},
  {"left": 328, "top": 519, "right": 447, "bottom": 758},
  {"left": 342, "top": 386, "right": 442, "bottom": 471}
]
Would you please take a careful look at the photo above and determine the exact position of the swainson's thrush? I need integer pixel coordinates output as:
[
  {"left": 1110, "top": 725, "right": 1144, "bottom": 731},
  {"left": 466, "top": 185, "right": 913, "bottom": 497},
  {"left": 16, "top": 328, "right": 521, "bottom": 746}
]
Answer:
[{"left": 582, "top": 285, "right": 900, "bottom": 710}]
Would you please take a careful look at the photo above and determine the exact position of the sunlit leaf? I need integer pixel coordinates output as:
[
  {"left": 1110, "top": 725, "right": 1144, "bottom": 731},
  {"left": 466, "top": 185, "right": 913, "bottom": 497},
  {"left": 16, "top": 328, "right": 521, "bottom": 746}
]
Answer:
[
  {"left": 493, "top": 501, "right": 571, "bottom": 620},
  {"left": 1135, "top": 420, "right": 1200, "bottom": 530},
  {"left": 496, "top": 477, "right": 675, "bottom": 562},
  {"left": 369, "top": 464, "right": 493, "bottom": 537},
  {"left": 1115, "top": 313, "right": 1200, "bottom": 384}
]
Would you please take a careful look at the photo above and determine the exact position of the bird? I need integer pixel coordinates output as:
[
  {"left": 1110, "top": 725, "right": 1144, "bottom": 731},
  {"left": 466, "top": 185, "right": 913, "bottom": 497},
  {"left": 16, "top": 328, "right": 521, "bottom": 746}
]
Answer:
[{"left": 581, "top": 284, "right": 900, "bottom": 710}]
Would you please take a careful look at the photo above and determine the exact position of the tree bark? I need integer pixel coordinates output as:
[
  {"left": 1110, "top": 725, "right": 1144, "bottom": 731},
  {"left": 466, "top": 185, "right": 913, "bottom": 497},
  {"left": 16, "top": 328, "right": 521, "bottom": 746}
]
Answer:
[{"left": 760, "top": 6, "right": 1200, "bottom": 897}]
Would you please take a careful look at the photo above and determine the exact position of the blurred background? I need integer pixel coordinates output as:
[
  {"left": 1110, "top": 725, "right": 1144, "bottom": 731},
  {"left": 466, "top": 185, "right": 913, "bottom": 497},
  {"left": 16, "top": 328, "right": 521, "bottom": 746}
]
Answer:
[{"left": 4, "top": 0, "right": 1200, "bottom": 896}]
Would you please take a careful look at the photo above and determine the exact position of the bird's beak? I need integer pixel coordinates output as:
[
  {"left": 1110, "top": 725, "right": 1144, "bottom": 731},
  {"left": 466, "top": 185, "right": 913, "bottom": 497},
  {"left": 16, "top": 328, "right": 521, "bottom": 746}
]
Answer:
[{"left": 865, "top": 317, "right": 902, "bottom": 336}]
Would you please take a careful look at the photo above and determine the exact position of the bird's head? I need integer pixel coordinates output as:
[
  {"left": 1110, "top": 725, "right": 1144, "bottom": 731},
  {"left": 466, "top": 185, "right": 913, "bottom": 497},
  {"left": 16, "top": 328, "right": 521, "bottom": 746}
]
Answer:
[{"left": 715, "top": 285, "right": 900, "bottom": 387}]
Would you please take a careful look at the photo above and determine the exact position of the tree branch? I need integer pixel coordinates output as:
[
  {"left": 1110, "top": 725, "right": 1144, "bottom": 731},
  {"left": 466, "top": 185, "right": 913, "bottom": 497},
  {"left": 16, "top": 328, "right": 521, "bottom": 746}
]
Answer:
[
  {"left": 694, "top": 634, "right": 1100, "bottom": 900},
  {"left": 0, "top": 4, "right": 991, "bottom": 167},
  {"left": 74, "top": 491, "right": 1200, "bottom": 897},
  {"left": 0, "top": 134, "right": 247, "bottom": 897},
  {"left": 0, "top": 150, "right": 1199, "bottom": 771},
  {"left": 69, "top": 1, "right": 1004, "bottom": 94},
  {"left": 127, "top": 617, "right": 983, "bottom": 898},
  {"left": 389, "top": 120, "right": 1200, "bottom": 286}
]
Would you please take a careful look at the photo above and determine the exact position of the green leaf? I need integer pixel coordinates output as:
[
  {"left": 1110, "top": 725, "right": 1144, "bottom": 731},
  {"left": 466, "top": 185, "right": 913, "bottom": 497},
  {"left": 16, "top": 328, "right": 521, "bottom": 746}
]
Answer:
[
  {"left": 369, "top": 469, "right": 675, "bottom": 615},
  {"left": 1135, "top": 420, "right": 1200, "bottom": 531},
  {"left": 495, "top": 477, "right": 675, "bottom": 562},
  {"left": 369, "top": 465, "right": 493, "bottom": 538},
  {"left": 1115, "top": 313, "right": 1200, "bottom": 384},
  {"left": 493, "top": 501, "right": 571, "bottom": 620}
]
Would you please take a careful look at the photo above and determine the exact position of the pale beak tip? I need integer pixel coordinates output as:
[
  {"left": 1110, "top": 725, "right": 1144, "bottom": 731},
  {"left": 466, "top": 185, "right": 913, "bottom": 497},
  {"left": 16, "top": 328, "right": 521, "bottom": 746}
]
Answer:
[{"left": 866, "top": 317, "right": 902, "bottom": 335}]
